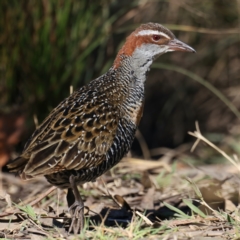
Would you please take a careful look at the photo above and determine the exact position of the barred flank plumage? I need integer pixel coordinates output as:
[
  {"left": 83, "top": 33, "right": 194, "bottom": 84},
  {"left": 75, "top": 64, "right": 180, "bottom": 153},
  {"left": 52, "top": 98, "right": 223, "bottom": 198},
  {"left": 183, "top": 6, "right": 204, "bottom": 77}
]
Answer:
[{"left": 8, "top": 67, "right": 141, "bottom": 187}]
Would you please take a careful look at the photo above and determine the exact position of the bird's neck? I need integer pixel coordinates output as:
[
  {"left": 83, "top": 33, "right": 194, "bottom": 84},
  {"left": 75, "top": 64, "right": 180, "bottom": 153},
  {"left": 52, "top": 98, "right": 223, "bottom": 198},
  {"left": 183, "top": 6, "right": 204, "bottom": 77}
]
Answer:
[
  {"left": 96, "top": 48, "right": 155, "bottom": 108},
  {"left": 114, "top": 47, "right": 154, "bottom": 86},
  {"left": 128, "top": 49, "right": 153, "bottom": 84}
]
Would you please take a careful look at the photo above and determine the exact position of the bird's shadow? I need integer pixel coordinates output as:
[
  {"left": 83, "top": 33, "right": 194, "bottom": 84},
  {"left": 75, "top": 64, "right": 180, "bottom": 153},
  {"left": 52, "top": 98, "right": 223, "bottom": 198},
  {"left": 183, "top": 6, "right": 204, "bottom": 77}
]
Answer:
[
  {"left": 89, "top": 204, "right": 193, "bottom": 228},
  {"left": 53, "top": 203, "right": 194, "bottom": 232}
]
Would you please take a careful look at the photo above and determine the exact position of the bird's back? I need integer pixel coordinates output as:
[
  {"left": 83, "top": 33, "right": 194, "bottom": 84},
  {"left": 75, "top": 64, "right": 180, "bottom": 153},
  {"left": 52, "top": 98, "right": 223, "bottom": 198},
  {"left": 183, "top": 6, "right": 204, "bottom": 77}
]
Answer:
[{"left": 8, "top": 69, "right": 141, "bottom": 188}]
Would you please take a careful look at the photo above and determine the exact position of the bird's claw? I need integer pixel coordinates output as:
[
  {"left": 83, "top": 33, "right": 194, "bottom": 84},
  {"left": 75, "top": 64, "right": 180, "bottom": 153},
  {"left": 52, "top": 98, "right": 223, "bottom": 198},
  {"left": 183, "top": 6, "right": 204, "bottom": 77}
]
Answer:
[{"left": 68, "top": 203, "right": 84, "bottom": 234}]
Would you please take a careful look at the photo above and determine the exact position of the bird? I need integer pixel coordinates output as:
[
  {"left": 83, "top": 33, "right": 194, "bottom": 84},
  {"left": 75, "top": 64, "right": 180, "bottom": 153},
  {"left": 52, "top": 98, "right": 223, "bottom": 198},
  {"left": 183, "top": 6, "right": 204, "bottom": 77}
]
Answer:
[{"left": 8, "top": 22, "right": 195, "bottom": 234}]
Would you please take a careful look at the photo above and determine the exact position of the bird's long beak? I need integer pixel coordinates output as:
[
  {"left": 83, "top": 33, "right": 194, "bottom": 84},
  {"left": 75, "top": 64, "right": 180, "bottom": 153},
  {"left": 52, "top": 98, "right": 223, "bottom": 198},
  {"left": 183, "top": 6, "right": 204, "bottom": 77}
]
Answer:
[{"left": 168, "top": 39, "right": 196, "bottom": 53}]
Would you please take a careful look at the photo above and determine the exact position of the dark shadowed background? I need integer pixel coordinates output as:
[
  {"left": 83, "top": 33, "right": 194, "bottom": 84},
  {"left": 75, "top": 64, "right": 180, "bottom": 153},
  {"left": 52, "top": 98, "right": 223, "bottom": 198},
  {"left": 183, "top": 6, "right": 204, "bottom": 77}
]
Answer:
[{"left": 1, "top": 0, "right": 240, "bottom": 167}]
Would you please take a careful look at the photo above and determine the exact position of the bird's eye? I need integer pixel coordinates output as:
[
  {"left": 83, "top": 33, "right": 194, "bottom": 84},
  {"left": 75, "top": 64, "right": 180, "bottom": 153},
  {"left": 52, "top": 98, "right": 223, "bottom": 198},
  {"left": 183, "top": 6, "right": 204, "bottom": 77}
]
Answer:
[{"left": 152, "top": 35, "right": 161, "bottom": 41}]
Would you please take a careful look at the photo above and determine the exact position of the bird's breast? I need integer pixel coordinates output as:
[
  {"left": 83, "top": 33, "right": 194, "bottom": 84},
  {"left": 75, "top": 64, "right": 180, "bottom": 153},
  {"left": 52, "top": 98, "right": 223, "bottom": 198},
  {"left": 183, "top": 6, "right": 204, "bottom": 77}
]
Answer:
[{"left": 122, "top": 81, "right": 145, "bottom": 127}]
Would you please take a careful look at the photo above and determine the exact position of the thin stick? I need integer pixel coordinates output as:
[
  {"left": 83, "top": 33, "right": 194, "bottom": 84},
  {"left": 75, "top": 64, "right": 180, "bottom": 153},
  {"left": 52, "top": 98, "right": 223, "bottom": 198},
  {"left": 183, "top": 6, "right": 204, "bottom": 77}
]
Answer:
[
  {"left": 189, "top": 122, "right": 240, "bottom": 172},
  {"left": 29, "top": 186, "right": 57, "bottom": 206}
]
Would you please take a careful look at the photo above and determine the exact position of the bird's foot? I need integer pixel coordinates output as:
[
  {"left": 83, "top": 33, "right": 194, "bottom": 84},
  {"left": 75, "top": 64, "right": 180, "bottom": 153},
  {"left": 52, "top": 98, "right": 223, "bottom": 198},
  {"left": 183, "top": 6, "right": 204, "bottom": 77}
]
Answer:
[
  {"left": 67, "top": 175, "right": 85, "bottom": 234},
  {"left": 68, "top": 202, "right": 84, "bottom": 234}
]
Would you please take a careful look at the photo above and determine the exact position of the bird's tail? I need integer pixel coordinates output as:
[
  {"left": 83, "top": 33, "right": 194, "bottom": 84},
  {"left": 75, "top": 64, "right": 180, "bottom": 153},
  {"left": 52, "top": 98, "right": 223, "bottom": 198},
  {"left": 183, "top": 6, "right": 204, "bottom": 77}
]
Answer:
[{"left": 7, "top": 156, "right": 27, "bottom": 175}]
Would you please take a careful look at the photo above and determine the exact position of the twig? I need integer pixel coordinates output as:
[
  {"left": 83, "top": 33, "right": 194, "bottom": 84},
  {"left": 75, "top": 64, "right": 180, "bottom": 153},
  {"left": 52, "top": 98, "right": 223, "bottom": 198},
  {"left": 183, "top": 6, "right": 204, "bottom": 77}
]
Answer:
[
  {"left": 29, "top": 186, "right": 57, "bottom": 206},
  {"left": 188, "top": 121, "right": 240, "bottom": 172}
]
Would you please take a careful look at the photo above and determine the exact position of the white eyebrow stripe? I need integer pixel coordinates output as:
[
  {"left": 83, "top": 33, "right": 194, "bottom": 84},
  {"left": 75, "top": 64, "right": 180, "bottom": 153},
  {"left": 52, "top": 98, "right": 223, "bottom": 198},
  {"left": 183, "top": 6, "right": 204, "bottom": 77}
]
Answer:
[{"left": 136, "top": 30, "right": 171, "bottom": 39}]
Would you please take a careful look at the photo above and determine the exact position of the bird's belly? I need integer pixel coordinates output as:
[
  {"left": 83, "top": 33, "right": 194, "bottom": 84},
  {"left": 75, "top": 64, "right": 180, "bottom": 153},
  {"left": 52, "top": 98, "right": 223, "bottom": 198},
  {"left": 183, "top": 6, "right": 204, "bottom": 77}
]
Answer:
[{"left": 45, "top": 118, "right": 137, "bottom": 189}]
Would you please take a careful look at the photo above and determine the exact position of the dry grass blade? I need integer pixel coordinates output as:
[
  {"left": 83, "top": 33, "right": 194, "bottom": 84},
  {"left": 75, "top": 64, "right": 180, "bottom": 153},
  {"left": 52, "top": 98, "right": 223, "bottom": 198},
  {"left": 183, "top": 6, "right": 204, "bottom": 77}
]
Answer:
[
  {"left": 135, "top": 130, "right": 151, "bottom": 159},
  {"left": 189, "top": 122, "right": 240, "bottom": 172},
  {"left": 120, "top": 157, "right": 171, "bottom": 172},
  {"left": 153, "top": 64, "right": 240, "bottom": 119},
  {"left": 33, "top": 114, "right": 39, "bottom": 128},
  {"left": 166, "top": 24, "right": 240, "bottom": 34},
  {"left": 29, "top": 186, "right": 57, "bottom": 207},
  {"left": 69, "top": 85, "right": 73, "bottom": 95},
  {"left": 135, "top": 211, "right": 153, "bottom": 226}
]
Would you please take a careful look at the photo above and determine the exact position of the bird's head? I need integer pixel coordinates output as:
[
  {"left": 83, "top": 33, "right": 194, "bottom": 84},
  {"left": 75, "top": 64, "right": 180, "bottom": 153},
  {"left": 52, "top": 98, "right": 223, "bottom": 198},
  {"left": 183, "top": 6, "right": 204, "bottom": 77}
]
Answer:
[{"left": 114, "top": 22, "right": 195, "bottom": 69}]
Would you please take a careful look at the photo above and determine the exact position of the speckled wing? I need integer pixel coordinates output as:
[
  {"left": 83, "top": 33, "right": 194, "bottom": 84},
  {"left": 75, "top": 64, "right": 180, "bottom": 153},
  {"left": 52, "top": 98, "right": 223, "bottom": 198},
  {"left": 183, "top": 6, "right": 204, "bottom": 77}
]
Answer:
[{"left": 9, "top": 88, "right": 119, "bottom": 179}]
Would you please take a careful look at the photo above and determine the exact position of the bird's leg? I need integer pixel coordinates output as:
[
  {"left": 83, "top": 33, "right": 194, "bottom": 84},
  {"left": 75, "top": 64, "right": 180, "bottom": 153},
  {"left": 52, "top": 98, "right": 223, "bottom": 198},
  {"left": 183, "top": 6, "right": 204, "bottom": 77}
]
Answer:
[{"left": 66, "top": 175, "right": 84, "bottom": 234}]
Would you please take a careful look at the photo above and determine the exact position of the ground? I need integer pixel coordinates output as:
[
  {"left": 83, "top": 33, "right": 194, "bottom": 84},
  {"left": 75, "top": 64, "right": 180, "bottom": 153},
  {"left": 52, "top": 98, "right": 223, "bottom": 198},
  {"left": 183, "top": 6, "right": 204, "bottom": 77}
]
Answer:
[{"left": 1, "top": 153, "right": 240, "bottom": 240}]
